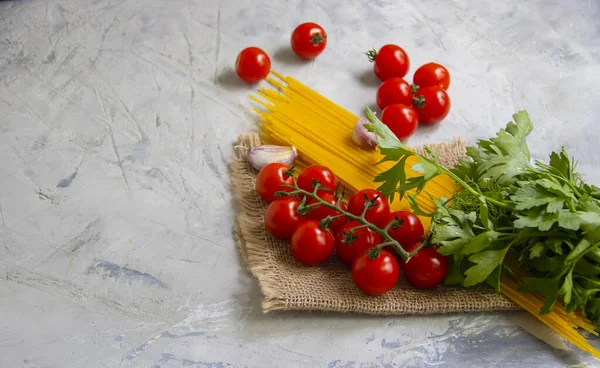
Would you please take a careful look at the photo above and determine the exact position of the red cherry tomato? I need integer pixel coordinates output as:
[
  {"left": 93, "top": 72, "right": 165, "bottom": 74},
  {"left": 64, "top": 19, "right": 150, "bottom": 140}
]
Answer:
[
  {"left": 291, "top": 22, "right": 327, "bottom": 60},
  {"left": 401, "top": 243, "right": 449, "bottom": 289},
  {"left": 335, "top": 221, "right": 382, "bottom": 265},
  {"left": 413, "top": 62, "right": 450, "bottom": 90},
  {"left": 351, "top": 249, "right": 399, "bottom": 295},
  {"left": 307, "top": 192, "right": 348, "bottom": 234},
  {"left": 386, "top": 211, "right": 425, "bottom": 249},
  {"left": 413, "top": 86, "right": 451, "bottom": 125},
  {"left": 297, "top": 165, "right": 337, "bottom": 195},
  {"left": 376, "top": 77, "right": 413, "bottom": 110},
  {"left": 347, "top": 189, "right": 390, "bottom": 228},
  {"left": 235, "top": 47, "right": 271, "bottom": 83},
  {"left": 290, "top": 220, "right": 334, "bottom": 265},
  {"left": 264, "top": 198, "right": 303, "bottom": 239},
  {"left": 255, "top": 163, "right": 294, "bottom": 202},
  {"left": 368, "top": 44, "right": 410, "bottom": 81},
  {"left": 380, "top": 104, "right": 419, "bottom": 141}
]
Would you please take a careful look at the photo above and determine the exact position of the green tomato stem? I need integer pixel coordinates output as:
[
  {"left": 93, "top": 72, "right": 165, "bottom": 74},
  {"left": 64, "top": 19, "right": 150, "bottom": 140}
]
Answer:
[{"left": 349, "top": 224, "right": 371, "bottom": 231}]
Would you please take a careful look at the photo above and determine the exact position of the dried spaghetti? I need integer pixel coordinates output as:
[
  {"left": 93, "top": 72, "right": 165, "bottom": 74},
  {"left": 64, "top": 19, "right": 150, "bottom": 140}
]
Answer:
[{"left": 251, "top": 71, "right": 460, "bottom": 229}]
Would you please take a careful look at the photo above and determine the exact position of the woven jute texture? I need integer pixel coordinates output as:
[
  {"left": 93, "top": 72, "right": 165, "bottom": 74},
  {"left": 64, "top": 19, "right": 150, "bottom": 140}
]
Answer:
[{"left": 232, "top": 132, "right": 518, "bottom": 315}]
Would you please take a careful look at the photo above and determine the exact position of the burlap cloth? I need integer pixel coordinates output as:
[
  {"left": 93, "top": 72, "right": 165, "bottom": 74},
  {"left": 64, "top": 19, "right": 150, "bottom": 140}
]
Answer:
[{"left": 232, "top": 132, "right": 518, "bottom": 314}]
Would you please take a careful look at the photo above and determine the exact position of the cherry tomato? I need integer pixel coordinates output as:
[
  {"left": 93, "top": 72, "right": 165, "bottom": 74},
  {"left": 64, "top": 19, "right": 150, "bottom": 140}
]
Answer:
[
  {"left": 352, "top": 249, "right": 399, "bottom": 295},
  {"left": 235, "top": 47, "right": 271, "bottom": 83},
  {"left": 255, "top": 163, "right": 294, "bottom": 202},
  {"left": 368, "top": 44, "right": 410, "bottom": 81},
  {"left": 290, "top": 220, "right": 334, "bottom": 265},
  {"left": 335, "top": 221, "right": 382, "bottom": 266},
  {"left": 386, "top": 211, "right": 425, "bottom": 248},
  {"left": 347, "top": 189, "right": 390, "bottom": 228},
  {"left": 380, "top": 104, "right": 419, "bottom": 141},
  {"left": 413, "top": 62, "right": 450, "bottom": 90},
  {"left": 264, "top": 198, "right": 303, "bottom": 239},
  {"left": 307, "top": 192, "right": 348, "bottom": 234},
  {"left": 297, "top": 165, "right": 337, "bottom": 195},
  {"left": 401, "top": 243, "right": 449, "bottom": 289},
  {"left": 291, "top": 22, "right": 327, "bottom": 60},
  {"left": 413, "top": 86, "right": 451, "bottom": 125},
  {"left": 376, "top": 77, "right": 413, "bottom": 110}
]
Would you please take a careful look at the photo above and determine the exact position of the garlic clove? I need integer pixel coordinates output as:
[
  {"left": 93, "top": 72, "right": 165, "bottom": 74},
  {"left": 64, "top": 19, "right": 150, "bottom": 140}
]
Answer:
[
  {"left": 352, "top": 117, "right": 378, "bottom": 149},
  {"left": 247, "top": 145, "right": 297, "bottom": 171}
]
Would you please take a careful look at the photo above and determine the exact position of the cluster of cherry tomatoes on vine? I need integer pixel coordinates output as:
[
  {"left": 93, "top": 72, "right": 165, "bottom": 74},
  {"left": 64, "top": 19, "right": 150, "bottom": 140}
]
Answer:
[{"left": 255, "top": 161, "right": 449, "bottom": 295}]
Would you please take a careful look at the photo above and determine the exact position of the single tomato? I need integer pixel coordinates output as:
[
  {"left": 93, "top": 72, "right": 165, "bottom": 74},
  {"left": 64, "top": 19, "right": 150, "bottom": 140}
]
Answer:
[
  {"left": 335, "top": 221, "right": 382, "bottom": 265},
  {"left": 413, "top": 62, "right": 450, "bottom": 90},
  {"left": 352, "top": 248, "right": 399, "bottom": 295},
  {"left": 297, "top": 165, "right": 337, "bottom": 195},
  {"left": 386, "top": 211, "right": 425, "bottom": 249},
  {"left": 291, "top": 22, "right": 327, "bottom": 59},
  {"left": 347, "top": 189, "right": 390, "bottom": 228},
  {"left": 367, "top": 44, "right": 410, "bottom": 81},
  {"left": 235, "top": 47, "right": 271, "bottom": 83},
  {"left": 255, "top": 162, "right": 294, "bottom": 202},
  {"left": 307, "top": 192, "right": 348, "bottom": 234},
  {"left": 413, "top": 86, "right": 451, "bottom": 125},
  {"left": 380, "top": 104, "right": 419, "bottom": 141},
  {"left": 376, "top": 77, "right": 413, "bottom": 110},
  {"left": 290, "top": 220, "right": 334, "bottom": 265},
  {"left": 264, "top": 197, "right": 303, "bottom": 239},
  {"left": 402, "top": 243, "right": 449, "bottom": 289}
]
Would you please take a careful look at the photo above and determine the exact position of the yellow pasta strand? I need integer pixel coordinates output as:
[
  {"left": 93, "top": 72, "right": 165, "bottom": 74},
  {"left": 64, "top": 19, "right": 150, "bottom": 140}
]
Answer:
[
  {"left": 501, "top": 274, "right": 600, "bottom": 358},
  {"left": 249, "top": 71, "right": 600, "bottom": 358}
]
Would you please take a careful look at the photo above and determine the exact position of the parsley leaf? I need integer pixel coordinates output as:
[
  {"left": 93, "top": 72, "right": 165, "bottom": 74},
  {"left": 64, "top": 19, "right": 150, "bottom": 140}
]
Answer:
[
  {"left": 464, "top": 246, "right": 510, "bottom": 287},
  {"left": 470, "top": 111, "right": 534, "bottom": 184},
  {"left": 462, "top": 231, "right": 501, "bottom": 255},
  {"left": 529, "top": 243, "right": 545, "bottom": 259},
  {"left": 520, "top": 275, "right": 562, "bottom": 314},
  {"left": 374, "top": 156, "right": 408, "bottom": 202}
]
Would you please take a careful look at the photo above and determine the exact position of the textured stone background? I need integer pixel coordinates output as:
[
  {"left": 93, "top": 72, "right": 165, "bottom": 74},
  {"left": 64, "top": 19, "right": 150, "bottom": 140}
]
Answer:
[{"left": 1, "top": 0, "right": 599, "bottom": 367}]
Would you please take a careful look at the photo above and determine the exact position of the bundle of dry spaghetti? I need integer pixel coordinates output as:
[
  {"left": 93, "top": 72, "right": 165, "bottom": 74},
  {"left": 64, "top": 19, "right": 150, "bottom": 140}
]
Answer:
[
  {"left": 245, "top": 71, "right": 600, "bottom": 358},
  {"left": 249, "top": 71, "right": 461, "bottom": 228}
]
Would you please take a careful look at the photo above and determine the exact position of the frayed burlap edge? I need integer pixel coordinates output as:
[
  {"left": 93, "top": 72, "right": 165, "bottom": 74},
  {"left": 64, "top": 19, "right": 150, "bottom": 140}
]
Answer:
[
  {"left": 231, "top": 133, "right": 289, "bottom": 311},
  {"left": 231, "top": 132, "right": 518, "bottom": 315}
]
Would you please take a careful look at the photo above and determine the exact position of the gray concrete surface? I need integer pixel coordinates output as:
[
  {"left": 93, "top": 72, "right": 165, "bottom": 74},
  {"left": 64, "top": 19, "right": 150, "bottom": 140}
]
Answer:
[{"left": 1, "top": 0, "right": 600, "bottom": 367}]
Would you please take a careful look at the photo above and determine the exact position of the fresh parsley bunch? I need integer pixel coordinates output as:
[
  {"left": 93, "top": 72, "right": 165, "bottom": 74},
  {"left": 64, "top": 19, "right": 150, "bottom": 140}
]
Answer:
[{"left": 365, "top": 108, "right": 600, "bottom": 325}]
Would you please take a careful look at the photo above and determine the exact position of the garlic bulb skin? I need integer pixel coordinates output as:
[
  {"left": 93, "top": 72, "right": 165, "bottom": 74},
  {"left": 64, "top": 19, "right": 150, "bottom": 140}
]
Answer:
[
  {"left": 352, "top": 118, "right": 378, "bottom": 149},
  {"left": 247, "top": 145, "right": 297, "bottom": 171}
]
